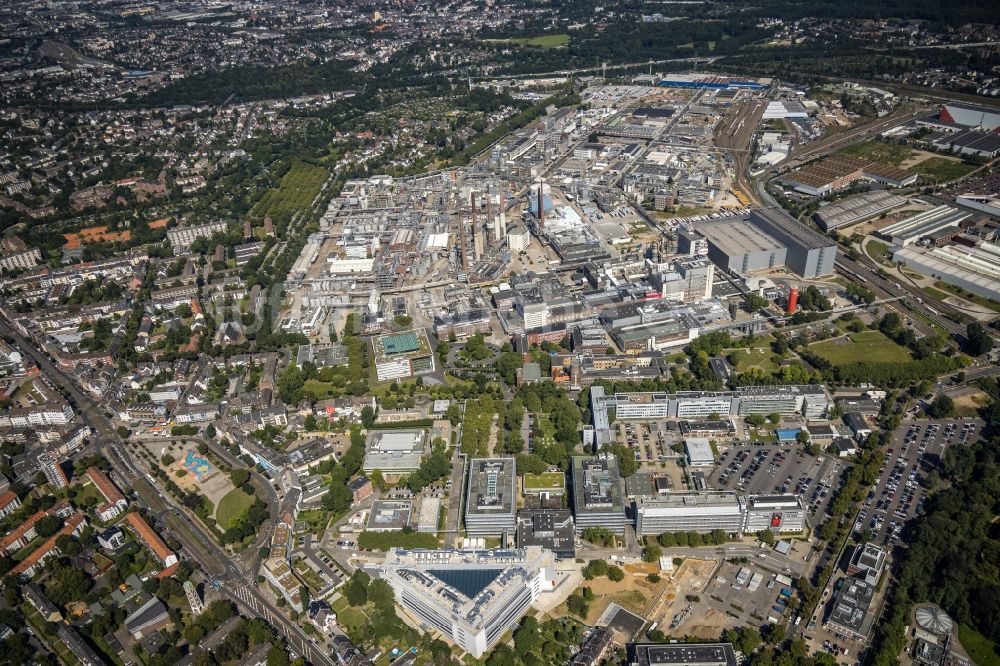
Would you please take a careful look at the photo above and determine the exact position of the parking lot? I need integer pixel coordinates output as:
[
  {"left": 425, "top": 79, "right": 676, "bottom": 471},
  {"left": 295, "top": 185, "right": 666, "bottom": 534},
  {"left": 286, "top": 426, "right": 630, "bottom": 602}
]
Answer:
[
  {"left": 710, "top": 444, "right": 843, "bottom": 520},
  {"left": 860, "top": 418, "right": 984, "bottom": 548},
  {"left": 614, "top": 422, "right": 669, "bottom": 463},
  {"left": 669, "top": 559, "right": 804, "bottom": 635}
]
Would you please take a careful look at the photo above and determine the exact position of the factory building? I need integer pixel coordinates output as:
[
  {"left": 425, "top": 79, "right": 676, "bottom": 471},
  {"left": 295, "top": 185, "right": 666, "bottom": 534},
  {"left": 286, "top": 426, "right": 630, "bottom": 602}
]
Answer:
[
  {"left": 696, "top": 218, "right": 787, "bottom": 273},
  {"left": 891, "top": 242, "right": 1000, "bottom": 300},
  {"left": 377, "top": 547, "right": 556, "bottom": 658},
  {"left": 814, "top": 191, "right": 908, "bottom": 232},
  {"left": 878, "top": 206, "right": 972, "bottom": 247}
]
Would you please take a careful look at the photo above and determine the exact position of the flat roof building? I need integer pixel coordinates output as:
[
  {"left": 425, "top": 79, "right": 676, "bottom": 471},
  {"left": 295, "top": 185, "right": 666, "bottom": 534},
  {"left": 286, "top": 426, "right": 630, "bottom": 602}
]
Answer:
[
  {"left": 685, "top": 438, "right": 715, "bottom": 466},
  {"left": 570, "top": 455, "right": 626, "bottom": 535},
  {"left": 696, "top": 219, "right": 787, "bottom": 274},
  {"left": 848, "top": 543, "right": 887, "bottom": 585},
  {"left": 516, "top": 509, "right": 575, "bottom": 559},
  {"left": 372, "top": 329, "right": 436, "bottom": 381},
  {"left": 749, "top": 208, "right": 837, "bottom": 278},
  {"left": 364, "top": 430, "right": 426, "bottom": 474},
  {"left": 378, "top": 547, "right": 556, "bottom": 658},
  {"left": 742, "top": 494, "right": 806, "bottom": 533},
  {"left": 634, "top": 492, "right": 744, "bottom": 536},
  {"left": 366, "top": 500, "right": 412, "bottom": 532},
  {"left": 631, "top": 642, "right": 738, "bottom": 666},
  {"left": 465, "top": 458, "right": 516, "bottom": 538},
  {"left": 826, "top": 577, "right": 876, "bottom": 643}
]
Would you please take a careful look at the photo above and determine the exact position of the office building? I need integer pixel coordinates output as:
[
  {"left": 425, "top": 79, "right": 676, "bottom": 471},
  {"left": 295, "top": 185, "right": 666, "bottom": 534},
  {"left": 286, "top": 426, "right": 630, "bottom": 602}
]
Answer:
[
  {"left": 372, "top": 329, "right": 436, "bottom": 381},
  {"left": 631, "top": 642, "right": 739, "bottom": 666},
  {"left": 742, "top": 495, "right": 806, "bottom": 533},
  {"left": 516, "top": 509, "right": 575, "bottom": 559},
  {"left": 634, "top": 492, "right": 744, "bottom": 536},
  {"left": 826, "top": 577, "right": 876, "bottom": 643},
  {"left": 848, "top": 543, "right": 887, "bottom": 586},
  {"left": 570, "top": 455, "right": 626, "bottom": 535},
  {"left": 589, "top": 386, "right": 833, "bottom": 444},
  {"left": 465, "top": 458, "right": 516, "bottom": 538},
  {"left": 366, "top": 500, "right": 412, "bottom": 532},
  {"left": 377, "top": 546, "right": 556, "bottom": 658}
]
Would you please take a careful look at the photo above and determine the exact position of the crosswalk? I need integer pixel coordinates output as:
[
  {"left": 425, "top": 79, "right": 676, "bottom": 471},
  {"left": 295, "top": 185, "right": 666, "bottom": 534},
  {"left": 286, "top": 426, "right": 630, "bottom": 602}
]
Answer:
[{"left": 229, "top": 584, "right": 325, "bottom": 665}]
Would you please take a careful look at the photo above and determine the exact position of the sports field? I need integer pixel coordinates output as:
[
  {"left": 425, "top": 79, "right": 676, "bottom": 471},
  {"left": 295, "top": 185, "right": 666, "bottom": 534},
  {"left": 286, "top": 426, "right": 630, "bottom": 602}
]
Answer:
[{"left": 810, "top": 331, "right": 912, "bottom": 366}]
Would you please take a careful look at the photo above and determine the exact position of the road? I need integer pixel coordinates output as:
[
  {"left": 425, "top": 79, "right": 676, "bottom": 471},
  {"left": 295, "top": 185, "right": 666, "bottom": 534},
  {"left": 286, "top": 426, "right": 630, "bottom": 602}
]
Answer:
[
  {"left": 443, "top": 451, "right": 467, "bottom": 548},
  {"left": 0, "top": 314, "right": 338, "bottom": 666}
]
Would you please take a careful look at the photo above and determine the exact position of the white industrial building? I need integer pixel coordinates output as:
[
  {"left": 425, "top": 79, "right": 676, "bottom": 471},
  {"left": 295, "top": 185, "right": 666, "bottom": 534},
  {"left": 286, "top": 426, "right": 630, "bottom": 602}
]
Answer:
[
  {"left": 363, "top": 430, "right": 427, "bottom": 474},
  {"left": 684, "top": 438, "right": 715, "bottom": 466}
]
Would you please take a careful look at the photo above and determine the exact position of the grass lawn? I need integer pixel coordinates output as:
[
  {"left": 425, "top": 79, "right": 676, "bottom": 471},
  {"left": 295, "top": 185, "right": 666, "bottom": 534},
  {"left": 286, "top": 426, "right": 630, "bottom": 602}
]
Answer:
[
  {"left": 535, "top": 415, "right": 557, "bottom": 449},
  {"left": 298, "top": 509, "right": 331, "bottom": 534},
  {"left": 215, "top": 488, "right": 255, "bottom": 530},
  {"left": 303, "top": 379, "right": 338, "bottom": 399},
  {"left": 839, "top": 141, "right": 914, "bottom": 165},
  {"left": 523, "top": 472, "right": 565, "bottom": 492},
  {"left": 958, "top": 624, "right": 1000, "bottom": 666},
  {"left": 727, "top": 348, "right": 778, "bottom": 373},
  {"left": 865, "top": 239, "right": 893, "bottom": 265},
  {"left": 293, "top": 558, "right": 327, "bottom": 590},
  {"left": 810, "top": 331, "right": 912, "bottom": 366},
  {"left": 334, "top": 604, "right": 369, "bottom": 633},
  {"left": 487, "top": 33, "right": 570, "bottom": 47},
  {"left": 912, "top": 157, "right": 976, "bottom": 183},
  {"left": 933, "top": 281, "right": 1000, "bottom": 312},
  {"left": 923, "top": 286, "right": 951, "bottom": 302}
]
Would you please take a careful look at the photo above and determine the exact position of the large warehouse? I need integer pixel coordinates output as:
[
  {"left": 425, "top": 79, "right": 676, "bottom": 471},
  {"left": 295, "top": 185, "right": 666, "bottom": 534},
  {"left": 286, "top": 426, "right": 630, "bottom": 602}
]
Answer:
[
  {"left": 937, "top": 103, "right": 1000, "bottom": 131},
  {"left": 749, "top": 208, "right": 838, "bottom": 277},
  {"left": 878, "top": 206, "right": 972, "bottom": 247},
  {"left": 814, "top": 190, "right": 908, "bottom": 232},
  {"left": 689, "top": 209, "right": 837, "bottom": 278},
  {"left": 696, "top": 218, "right": 787, "bottom": 274}
]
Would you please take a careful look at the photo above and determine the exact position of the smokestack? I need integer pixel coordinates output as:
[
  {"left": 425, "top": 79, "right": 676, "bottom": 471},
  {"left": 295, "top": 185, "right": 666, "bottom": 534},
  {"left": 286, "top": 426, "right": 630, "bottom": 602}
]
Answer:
[
  {"left": 537, "top": 180, "right": 544, "bottom": 229},
  {"left": 787, "top": 287, "right": 799, "bottom": 315},
  {"left": 499, "top": 188, "right": 507, "bottom": 241},
  {"left": 459, "top": 212, "right": 468, "bottom": 271}
]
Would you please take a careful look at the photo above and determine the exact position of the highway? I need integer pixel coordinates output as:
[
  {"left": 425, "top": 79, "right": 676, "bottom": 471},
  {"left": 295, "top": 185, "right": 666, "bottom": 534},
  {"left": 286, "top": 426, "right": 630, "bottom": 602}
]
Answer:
[{"left": 0, "top": 313, "right": 338, "bottom": 666}]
